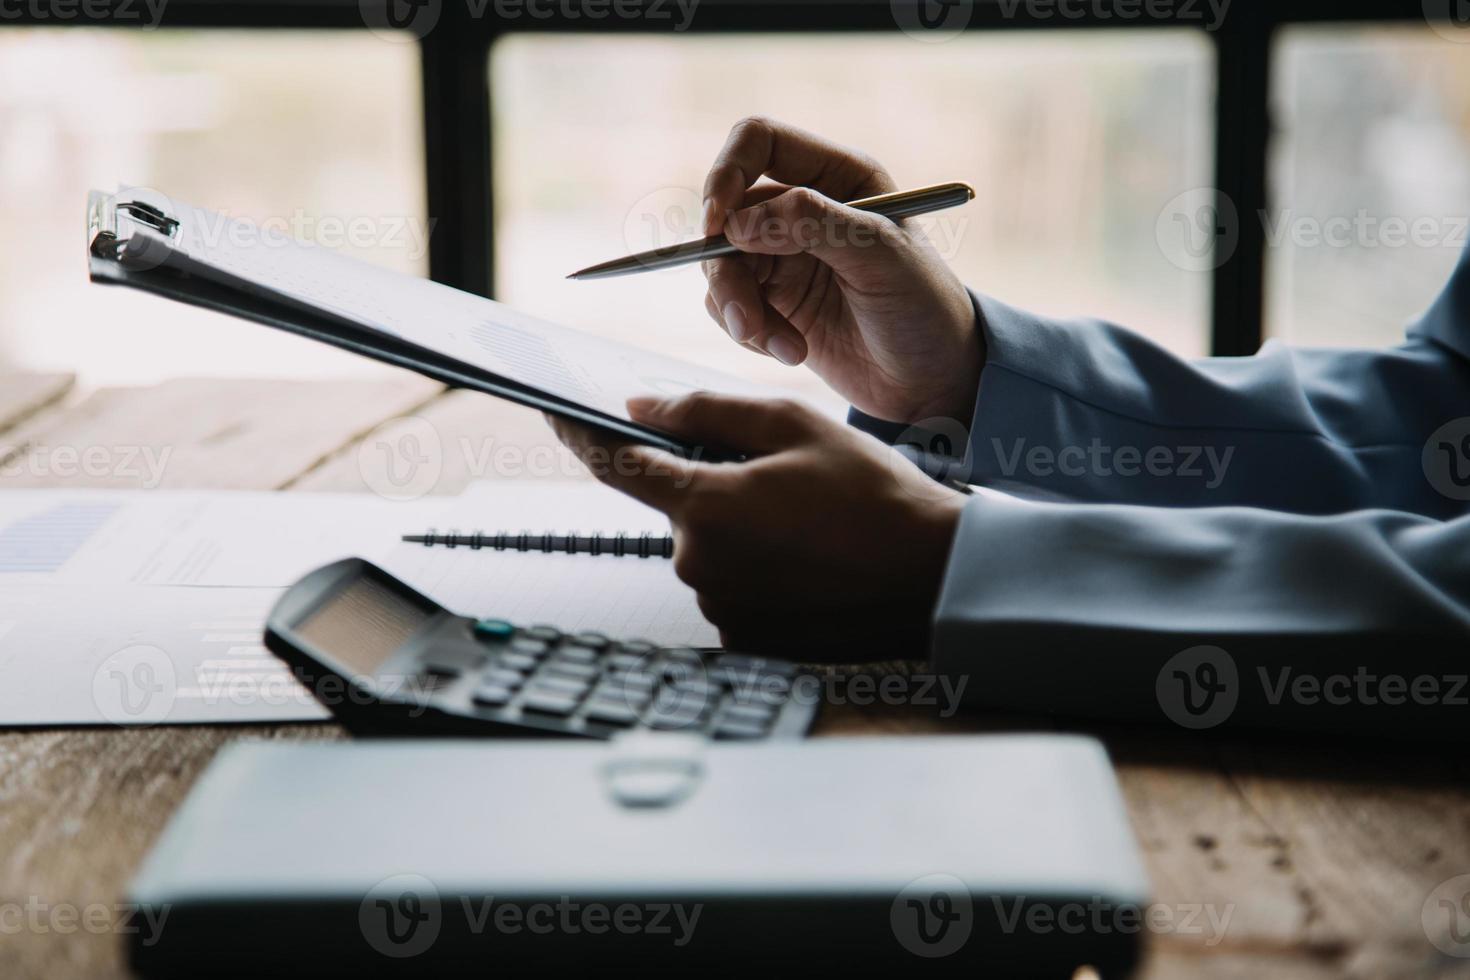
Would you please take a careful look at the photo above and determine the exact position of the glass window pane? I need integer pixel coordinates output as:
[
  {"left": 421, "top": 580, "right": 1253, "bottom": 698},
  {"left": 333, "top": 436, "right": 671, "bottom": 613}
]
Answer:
[
  {"left": 0, "top": 28, "right": 424, "bottom": 385},
  {"left": 1269, "top": 25, "right": 1470, "bottom": 348},
  {"left": 492, "top": 31, "right": 1212, "bottom": 408}
]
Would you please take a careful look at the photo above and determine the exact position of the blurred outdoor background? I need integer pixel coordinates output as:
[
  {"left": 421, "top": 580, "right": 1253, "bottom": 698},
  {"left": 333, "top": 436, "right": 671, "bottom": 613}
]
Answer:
[{"left": 0, "top": 24, "right": 1467, "bottom": 393}]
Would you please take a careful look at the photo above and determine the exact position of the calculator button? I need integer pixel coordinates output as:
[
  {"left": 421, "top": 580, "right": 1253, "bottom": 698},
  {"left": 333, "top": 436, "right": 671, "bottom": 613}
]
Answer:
[
  {"left": 544, "top": 661, "right": 599, "bottom": 680},
  {"left": 520, "top": 692, "right": 580, "bottom": 716},
  {"left": 617, "top": 640, "right": 656, "bottom": 655},
  {"left": 713, "top": 719, "right": 768, "bottom": 740},
  {"left": 651, "top": 686, "right": 714, "bottom": 717},
  {"left": 530, "top": 675, "right": 590, "bottom": 698},
  {"left": 595, "top": 675, "right": 652, "bottom": 699},
  {"left": 606, "top": 671, "right": 657, "bottom": 691},
  {"left": 471, "top": 685, "right": 514, "bottom": 707},
  {"left": 583, "top": 700, "right": 640, "bottom": 727},
  {"left": 645, "top": 704, "right": 708, "bottom": 730},
  {"left": 712, "top": 666, "right": 793, "bottom": 693},
  {"left": 525, "top": 625, "right": 562, "bottom": 642},
  {"left": 416, "top": 669, "right": 458, "bottom": 692},
  {"left": 721, "top": 703, "right": 775, "bottom": 725},
  {"left": 657, "top": 665, "right": 709, "bottom": 694},
  {"left": 472, "top": 619, "right": 515, "bottom": 641},
  {"left": 672, "top": 678, "right": 717, "bottom": 698},
  {"left": 420, "top": 645, "right": 484, "bottom": 672},
  {"left": 606, "top": 652, "right": 647, "bottom": 671},
  {"left": 554, "top": 645, "right": 599, "bottom": 665},
  {"left": 659, "top": 675, "right": 714, "bottom": 699},
  {"left": 721, "top": 675, "right": 790, "bottom": 699},
  {"left": 709, "top": 667, "right": 741, "bottom": 689},
  {"left": 661, "top": 648, "right": 703, "bottom": 668},
  {"left": 498, "top": 652, "right": 539, "bottom": 672},
  {"left": 715, "top": 653, "right": 799, "bottom": 678},
  {"left": 728, "top": 685, "right": 789, "bottom": 708},
  {"left": 571, "top": 631, "right": 610, "bottom": 650},
  {"left": 596, "top": 686, "right": 652, "bottom": 712},
  {"left": 481, "top": 667, "right": 525, "bottom": 688},
  {"left": 510, "top": 638, "right": 549, "bottom": 657}
]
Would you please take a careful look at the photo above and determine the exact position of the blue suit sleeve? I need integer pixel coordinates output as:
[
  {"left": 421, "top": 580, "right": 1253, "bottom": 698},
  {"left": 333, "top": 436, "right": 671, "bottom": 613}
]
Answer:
[
  {"left": 931, "top": 493, "right": 1470, "bottom": 731},
  {"left": 963, "top": 290, "right": 1470, "bottom": 517},
  {"left": 854, "top": 247, "right": 1470, "bottom": 517},
  {"left": 917, "top": 252, "right": 1470, "bottom": 732}
]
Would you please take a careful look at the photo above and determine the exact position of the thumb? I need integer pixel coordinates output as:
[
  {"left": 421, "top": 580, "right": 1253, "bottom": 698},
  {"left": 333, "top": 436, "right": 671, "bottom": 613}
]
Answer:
[
  {"left": 723, "top": 186, "right": 901, "bottom": 276},
  {"left": 628, "top": 391, "right": 821, "bottom": 457}
]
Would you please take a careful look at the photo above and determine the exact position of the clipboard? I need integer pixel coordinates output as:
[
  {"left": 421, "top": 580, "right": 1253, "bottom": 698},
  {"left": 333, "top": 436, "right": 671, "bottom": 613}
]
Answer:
[{"left": 85, "top": 188, "right": 774, "bottom": 462}]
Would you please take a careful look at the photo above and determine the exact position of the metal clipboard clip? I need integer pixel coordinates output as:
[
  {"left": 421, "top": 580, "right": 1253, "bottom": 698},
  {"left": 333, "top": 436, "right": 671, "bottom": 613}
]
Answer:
[{"left": 87, "top": 189, "right": 181, "bottom": 268}]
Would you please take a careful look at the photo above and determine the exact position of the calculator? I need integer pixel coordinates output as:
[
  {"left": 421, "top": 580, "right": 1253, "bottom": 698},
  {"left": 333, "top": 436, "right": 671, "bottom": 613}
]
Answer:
[{"left": 264, "top": 558, "right": 818, "bottom": 740}]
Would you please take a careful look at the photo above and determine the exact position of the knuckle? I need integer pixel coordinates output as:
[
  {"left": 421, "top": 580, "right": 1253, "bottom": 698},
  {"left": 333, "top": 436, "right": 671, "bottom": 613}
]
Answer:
[
  {"left": 730, "top": 115, "right": 772, "bottom": 142},
  {"left": 673, "top": 389, "right": 718, "bottom": 425},
  {"left": 766, "top": 397, "right": 813, "bottom": 430},
  {"left": 784, "top": 186, "right": 823, "bottom": 219},
  {"left": 770, "top": 397, "right": 806, "bottom": 417},
  {"left": 702, "top": 258, "right": 740, "bottom": 290},
  {"left": 853, "top": 152, "right": 891, "bottom": 183}
]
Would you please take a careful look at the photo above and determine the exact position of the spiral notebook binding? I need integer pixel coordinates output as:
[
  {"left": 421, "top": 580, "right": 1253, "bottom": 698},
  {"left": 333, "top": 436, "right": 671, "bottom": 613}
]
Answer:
[{"left": 405, "top": 529, "right": 674, "bottom": 559}]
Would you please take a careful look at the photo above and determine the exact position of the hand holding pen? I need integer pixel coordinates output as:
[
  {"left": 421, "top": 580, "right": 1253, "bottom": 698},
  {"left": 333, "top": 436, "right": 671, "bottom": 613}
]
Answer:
[{"left": 573, "top": 117, "right": 986, "bottom": 427}]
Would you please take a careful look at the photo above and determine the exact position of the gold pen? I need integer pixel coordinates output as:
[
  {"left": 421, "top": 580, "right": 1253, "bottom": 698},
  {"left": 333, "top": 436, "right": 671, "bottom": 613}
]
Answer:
[{"left": 567, "top": 181, "right": 975, "bottom": 281}]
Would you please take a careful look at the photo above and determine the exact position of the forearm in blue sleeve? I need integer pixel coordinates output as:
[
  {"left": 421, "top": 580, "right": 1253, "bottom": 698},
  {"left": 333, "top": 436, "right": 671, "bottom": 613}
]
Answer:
[
  {"left": 930, "top": 493, "right": 1470, "bottom": 732},
  {"left": 963, "top": 293, "right": 1470, "bottom": 516}
]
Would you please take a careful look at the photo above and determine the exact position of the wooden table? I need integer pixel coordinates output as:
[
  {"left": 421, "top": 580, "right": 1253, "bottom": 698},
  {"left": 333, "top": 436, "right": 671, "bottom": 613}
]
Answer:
[{"left": 0, "top": 371, "right": 1466, "bottom": 979}]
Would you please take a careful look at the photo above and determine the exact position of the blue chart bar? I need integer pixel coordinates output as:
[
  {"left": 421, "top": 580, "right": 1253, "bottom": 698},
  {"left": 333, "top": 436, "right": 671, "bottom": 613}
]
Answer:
[{"left": 0, "top": 502, "right": 120, "bottom": 573}]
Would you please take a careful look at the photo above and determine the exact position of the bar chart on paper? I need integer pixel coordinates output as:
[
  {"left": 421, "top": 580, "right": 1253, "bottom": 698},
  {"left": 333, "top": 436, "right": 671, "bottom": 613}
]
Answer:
[{"left": 0, "top": 502, "right": 121, "bottom": 573}]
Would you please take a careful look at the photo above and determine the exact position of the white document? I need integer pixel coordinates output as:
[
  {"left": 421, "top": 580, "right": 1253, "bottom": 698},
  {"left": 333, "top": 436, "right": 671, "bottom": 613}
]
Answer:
[
  {"left": 125, "top": 194, "right": 827, "bottom": 424},
  {"left": 0, "top": 483, "right": 714, "bottom": 725},
  {"left": 0, "top": 489, "right": 409, "bottom": 587},
  {"left": 0, "top": 585, "right": 328, "bottom": 725}
]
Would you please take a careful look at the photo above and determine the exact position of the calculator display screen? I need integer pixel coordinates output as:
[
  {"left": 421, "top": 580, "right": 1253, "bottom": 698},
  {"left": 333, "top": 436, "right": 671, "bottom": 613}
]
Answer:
[{"left": 294, "top": 574, "right": 433, "bottom": 674}]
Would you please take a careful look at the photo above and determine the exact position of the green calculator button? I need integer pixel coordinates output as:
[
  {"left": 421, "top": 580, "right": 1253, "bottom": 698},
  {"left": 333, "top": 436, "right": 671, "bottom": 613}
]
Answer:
[{"left": 473, "top": 618, "right": 515, "bottom": 640}]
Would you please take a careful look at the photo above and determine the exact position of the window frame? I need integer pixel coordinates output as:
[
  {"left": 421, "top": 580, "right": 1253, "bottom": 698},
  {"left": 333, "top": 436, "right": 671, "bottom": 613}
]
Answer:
[{"left": 0, "top": 0, "right": 1441, "bottom": 356}]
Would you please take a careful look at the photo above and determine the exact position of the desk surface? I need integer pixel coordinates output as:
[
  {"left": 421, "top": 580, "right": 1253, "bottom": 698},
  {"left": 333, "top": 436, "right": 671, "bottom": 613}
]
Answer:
[{"left": 0, "top": 371, "right": 1465, "bottom": 979}]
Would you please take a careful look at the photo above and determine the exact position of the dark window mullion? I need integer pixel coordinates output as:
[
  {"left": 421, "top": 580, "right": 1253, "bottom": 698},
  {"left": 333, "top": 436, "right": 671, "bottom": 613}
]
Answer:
[
  {"left": 422, "top": 26, "right": 495, "bottom": 297},
  {"left": 1210, "top": 17, "right": 1274, "bottom": 356}
]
